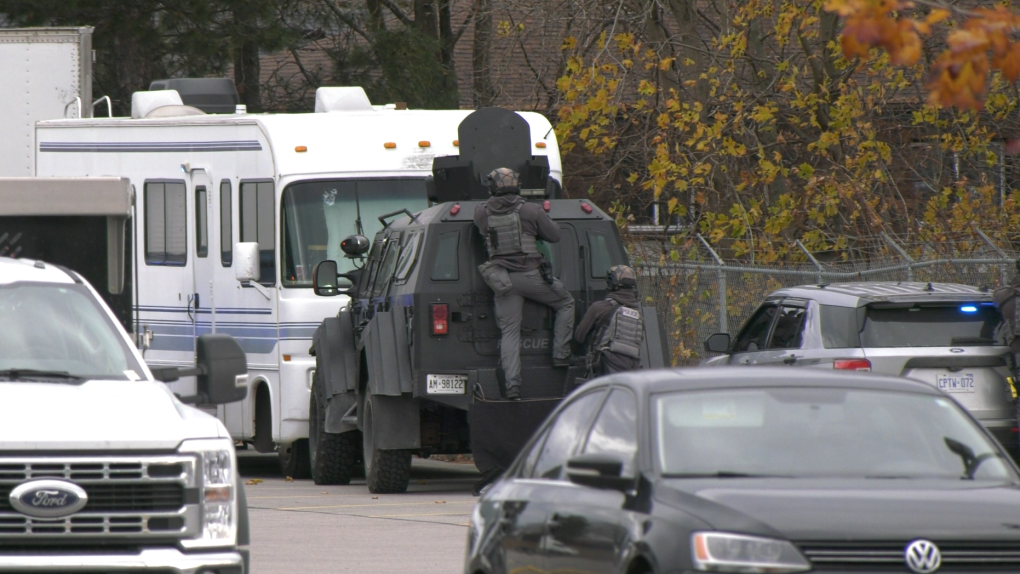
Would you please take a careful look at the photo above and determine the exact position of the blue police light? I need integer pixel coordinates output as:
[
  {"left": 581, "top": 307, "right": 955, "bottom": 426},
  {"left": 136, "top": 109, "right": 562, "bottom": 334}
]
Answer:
[{"left": 960, "top": 305, "right": 978, "bottom": 313}]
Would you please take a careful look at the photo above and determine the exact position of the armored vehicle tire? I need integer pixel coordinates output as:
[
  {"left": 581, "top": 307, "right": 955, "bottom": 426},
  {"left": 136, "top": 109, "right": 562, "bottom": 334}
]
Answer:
[
  {"left": 362, "top": 393, "right": 412, "bottom": 494},
  {"left": 279, "top": 439, "right": 311, "bottom": 479},
  {"left": 309, "top": 391, "right": 362, "bottom": 485}
]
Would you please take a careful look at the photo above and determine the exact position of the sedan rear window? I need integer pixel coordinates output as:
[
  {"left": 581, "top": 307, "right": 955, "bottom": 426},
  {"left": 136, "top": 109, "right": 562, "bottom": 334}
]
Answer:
[{"left": 861, "top": 304, "right": 1003, "bottom": 348}]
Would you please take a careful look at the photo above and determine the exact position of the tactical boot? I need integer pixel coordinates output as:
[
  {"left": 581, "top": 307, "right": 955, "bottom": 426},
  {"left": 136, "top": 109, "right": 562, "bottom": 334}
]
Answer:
[{"left": 506, "top": 386, "right": 521, "bottom": 400}]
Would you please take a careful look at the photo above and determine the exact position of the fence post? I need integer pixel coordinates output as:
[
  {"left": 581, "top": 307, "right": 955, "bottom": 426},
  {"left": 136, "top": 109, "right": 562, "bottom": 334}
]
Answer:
[
  {"left": 881, "top": 232, "right": 914, "bottom": 281},
  {"left": 973, "top": 225, "right": 1009, "bottom": 286},
  {"left": 697, "top": 234, "right": 727, "bottom": 333},
  {"left": 796, "top": 240, "right": 824, "bottom": 284}
]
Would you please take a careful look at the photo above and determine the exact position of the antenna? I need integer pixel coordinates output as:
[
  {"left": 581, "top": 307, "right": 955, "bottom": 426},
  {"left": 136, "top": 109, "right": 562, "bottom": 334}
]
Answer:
[{"left": 354, "top": 184, "right": 364, "bottom": 236}]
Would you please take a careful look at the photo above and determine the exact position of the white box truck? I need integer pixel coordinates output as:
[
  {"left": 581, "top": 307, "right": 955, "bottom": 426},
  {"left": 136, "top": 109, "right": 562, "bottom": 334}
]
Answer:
[{"left": 0, "top": 27, "right": 94, "bottom": 176}]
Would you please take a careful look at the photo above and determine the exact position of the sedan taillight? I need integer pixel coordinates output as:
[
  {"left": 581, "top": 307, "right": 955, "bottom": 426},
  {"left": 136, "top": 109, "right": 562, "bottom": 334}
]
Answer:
[
  {"left": 431, "top": 303, "right": 449, "bottom": 335},
  {"left": 834, "top": 359, "right": 871, "bottom": 371}
]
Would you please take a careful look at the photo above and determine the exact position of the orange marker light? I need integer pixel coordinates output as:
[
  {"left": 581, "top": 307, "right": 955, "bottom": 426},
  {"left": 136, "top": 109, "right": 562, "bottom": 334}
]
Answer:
[
  {"left": 283, "top": 354, "right": 291, "bottom": 362},
  {"left": 535, "top": 142, "right": 547, "bottom": 148},
  {"left": 453, "top": 140, "right": 459, "bottom": 146},
  {"left": 384, "top": 142, "right": 397, "bottom": 149},
  {"left": 295, "top": 146, "right": 307, "bottom": 152},
  {"left": 694, "top": 534, "right": 710, "bottom": 561},
  {"left": 418, "top": 140, "right": 431, "bottom": 148}
]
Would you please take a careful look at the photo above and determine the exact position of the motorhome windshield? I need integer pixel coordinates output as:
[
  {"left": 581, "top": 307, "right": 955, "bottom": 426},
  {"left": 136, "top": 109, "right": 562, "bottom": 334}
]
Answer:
[{"left": 281, "top": 179, "right": 429, "bottom": 287}]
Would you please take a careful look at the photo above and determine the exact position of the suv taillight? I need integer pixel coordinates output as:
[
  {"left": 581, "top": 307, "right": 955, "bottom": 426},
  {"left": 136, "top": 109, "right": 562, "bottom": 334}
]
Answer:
[
  {"left": 431, "top": 303, "right": 449, "bottom": 335},
  {"left": 834, "top": 359, "right": 871, "bottom": 371}
]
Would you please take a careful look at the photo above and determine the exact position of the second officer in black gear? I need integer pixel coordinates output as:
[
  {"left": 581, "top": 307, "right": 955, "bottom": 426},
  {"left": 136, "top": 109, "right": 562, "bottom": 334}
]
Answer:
[
  {"left": 575, "top": 265, "right": 644, "bottom": 376},
  {"left": 474, "top": 168, "right": 576, "bottom": 400},
  {"left": 992, "top": 259, "right": 1020, "bottom": 450}
]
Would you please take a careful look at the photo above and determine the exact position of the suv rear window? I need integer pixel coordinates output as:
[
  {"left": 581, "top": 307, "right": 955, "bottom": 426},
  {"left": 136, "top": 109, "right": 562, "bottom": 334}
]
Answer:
[{"left": 861, "top": 304, "right": 1003, "bottom": 348}]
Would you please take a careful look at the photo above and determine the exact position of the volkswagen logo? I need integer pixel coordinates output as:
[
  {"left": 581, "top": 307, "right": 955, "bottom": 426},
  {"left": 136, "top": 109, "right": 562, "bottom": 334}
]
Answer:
[
  {"left": 905, "top": 540, "right": 942, "bottom": 574},
  {"left": 9, "top": 480, "right": 88, "bottom": 519}
]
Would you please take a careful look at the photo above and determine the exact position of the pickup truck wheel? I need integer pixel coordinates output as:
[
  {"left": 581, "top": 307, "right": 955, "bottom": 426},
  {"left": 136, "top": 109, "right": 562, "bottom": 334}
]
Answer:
[
  {"left": 362, "top": 393, "right": 412, "bottom": 494},
  {"left": 309, "top": 391, "right": 361, "bottom": 485},
  {"left": 279, "top": 439, "right": 310, "bottom": 479}
]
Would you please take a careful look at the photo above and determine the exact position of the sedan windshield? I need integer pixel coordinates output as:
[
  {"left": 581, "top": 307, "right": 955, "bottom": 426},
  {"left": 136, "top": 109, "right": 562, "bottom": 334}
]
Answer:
[
  {"left": 0, "top": 282, "right": 144, "bottom": 381},
  {"left": 654, "top": 387, "right": 1013, "bottom": 480},
  {"left": 281, "top": 178, "right": 429, "bottom": 287}
]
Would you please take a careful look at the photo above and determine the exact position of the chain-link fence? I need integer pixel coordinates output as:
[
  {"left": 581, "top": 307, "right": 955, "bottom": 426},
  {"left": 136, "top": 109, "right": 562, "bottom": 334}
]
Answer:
[{"left": 629, "top": 232, "right": 1019, "bottom": 366}]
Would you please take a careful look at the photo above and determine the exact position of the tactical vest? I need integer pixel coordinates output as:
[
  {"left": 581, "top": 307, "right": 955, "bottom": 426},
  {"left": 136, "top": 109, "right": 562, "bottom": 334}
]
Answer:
[
  {"left": 485, "top": 203, "right": 537, "bottom": 257},
  {"left": 595, "top": 301, "right": 644, "bottom": 359}
]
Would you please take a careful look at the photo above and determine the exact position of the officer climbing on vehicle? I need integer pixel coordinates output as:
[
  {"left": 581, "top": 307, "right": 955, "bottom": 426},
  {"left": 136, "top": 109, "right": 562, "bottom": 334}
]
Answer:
[
  {"left": 575, "top": 265, "right": 644, "bottom": 377},
  {"left": 474, "top": 167, "right": 576, "bottom": 400},
  {"left": 993, "top": 259, "right": 1020, "bottom": 441}
]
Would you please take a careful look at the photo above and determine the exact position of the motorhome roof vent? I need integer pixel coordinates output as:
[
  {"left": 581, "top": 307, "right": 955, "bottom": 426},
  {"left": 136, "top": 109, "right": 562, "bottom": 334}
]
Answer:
[
  {"left": 131, "top": 90, "right": 183, "bottom": 119},
  {"left": 148, "top": 78, "right": 239, "bottom": 114},
  {"left": 314, "top": 87, "right": 373, "bottom": 112},
  {"left": 145, "top": 104, "right": 206, "bottom": 118}
]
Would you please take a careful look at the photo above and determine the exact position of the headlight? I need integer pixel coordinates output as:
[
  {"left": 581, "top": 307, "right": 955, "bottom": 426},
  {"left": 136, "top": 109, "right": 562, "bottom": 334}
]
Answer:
[
  {"left": 692, "top": 532, "right": 810, "bottom": 573},
  {"left": 179, "top": 438, "right": 237, "bottom": 548}
]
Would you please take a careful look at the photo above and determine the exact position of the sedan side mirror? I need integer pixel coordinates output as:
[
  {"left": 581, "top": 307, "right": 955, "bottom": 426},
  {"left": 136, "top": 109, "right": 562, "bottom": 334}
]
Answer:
[
  {"left": 235, "top": 242, "right": 260, "bottom": 282},
  {"left": 566, "top": 453, "right": 635, "bottom": 491},
  {"left": 704, "top": 333, "right": 732, "bottom": 354},
  {"left": 148, "top": 335, "right": 248, "bottom": 405}
]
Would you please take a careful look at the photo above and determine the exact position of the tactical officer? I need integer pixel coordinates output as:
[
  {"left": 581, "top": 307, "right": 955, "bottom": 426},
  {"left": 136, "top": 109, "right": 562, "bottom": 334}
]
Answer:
[
  {"left": 993, "top": 261, "right": 1020, "bottom": 417},
  {"left": 474, "top": 167, "right": 576, "bottom": 401},
  {"left": 575, "top": 265, "right": 644, "bottom": 376}
]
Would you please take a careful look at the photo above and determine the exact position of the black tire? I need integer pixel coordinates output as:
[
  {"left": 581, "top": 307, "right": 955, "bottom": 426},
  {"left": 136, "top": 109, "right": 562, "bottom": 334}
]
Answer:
[
  {"left": 279, "top": 439, "right": 311, "bottom": 479},
  {"left": 309, "top": 390, "right": 362, "bottom": 485},
  {"left": 362, "top": 393, "right": 412, "bottom": 494}
]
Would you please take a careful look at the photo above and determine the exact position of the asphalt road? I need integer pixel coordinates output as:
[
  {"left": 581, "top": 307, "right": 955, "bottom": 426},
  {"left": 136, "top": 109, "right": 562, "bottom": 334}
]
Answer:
[{"left": 239, "top": 451, "right": 482, "bottom": 574}]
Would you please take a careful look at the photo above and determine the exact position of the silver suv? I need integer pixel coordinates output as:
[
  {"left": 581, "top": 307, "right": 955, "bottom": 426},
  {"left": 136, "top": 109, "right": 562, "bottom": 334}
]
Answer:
[{"left": 703, "top": 282, "right": 1016, "bottom": 452}]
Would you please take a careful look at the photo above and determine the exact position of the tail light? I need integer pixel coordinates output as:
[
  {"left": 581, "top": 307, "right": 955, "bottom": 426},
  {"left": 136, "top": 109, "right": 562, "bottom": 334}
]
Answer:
[
  {"left": 431, "top": 303, "right": 449, "bottom": 335},
  {"left": 834, "top": 359, "right": 871, "bottom": 371}
]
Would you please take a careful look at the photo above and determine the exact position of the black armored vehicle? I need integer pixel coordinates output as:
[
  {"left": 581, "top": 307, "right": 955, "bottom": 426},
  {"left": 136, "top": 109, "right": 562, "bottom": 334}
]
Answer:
[{"left": 309, "top": 108, "right": 668, "bottom": 493}]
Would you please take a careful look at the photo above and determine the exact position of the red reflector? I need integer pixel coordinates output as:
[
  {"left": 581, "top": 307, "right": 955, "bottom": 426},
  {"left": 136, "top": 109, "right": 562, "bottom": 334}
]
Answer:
[
  {"left": 834, "top": 359, "right": 872, "bottom": 371},
  {"left": 1013, "top": 427, "right": 1019, "bottom": 433},
  {"left": 431, "top": 303, "right": 449, "bottom": 335},
  {"left": 580, "top": 202, "right": 593, "bottom": 213},
  {"left": 449, "top": 204, "right": 461, "bottom": 215},
  {"left": 543, "top": 200, "right": 551, "bottom": 212}
]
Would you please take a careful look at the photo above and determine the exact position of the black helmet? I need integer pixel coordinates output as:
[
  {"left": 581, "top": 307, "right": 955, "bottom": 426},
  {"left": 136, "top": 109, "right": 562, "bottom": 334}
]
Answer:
[
  {"left": 606, "top": 265, "right": 638, "bottom": 291},
  {"left": 486, "top": 167, "right": 520, "bottom": 196}
]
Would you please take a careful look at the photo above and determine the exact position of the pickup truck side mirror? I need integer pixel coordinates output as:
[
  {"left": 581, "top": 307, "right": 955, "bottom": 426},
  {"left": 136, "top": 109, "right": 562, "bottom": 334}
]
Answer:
[
  {"left": 312, "top": 260, "right": 360, "bottom": 297},
  {"left": 149, "top": 335, "right": 248, "bottom": 405},
  {"left": 234, "top": 242, "right": 260, "bottom": 282},
  {"left": 565, "top": 453, "right": 635, "bottom": 492},
  {"left": 704, "top": 333, "right": 732, "bottom": 354}
]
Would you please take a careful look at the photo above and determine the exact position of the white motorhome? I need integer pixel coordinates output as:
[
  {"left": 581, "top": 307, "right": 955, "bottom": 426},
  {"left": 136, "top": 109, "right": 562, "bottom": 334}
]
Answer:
[{"left": 33, "top": 86, "right": 563, "bottom": 476}]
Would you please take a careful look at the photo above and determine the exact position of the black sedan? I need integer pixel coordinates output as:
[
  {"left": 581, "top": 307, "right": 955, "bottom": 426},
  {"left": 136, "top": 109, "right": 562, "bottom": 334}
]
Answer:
[{"left": 464, "top": 367, "right": 1020, "bottom": 574}]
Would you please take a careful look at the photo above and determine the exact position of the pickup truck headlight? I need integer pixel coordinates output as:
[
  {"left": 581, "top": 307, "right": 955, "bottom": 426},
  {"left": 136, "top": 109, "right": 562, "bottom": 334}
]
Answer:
[
  {"left": 179, "top": 438, "right": 237, "bottom": 548},
  {"left": 692, "top": 532, "right": 810, "bottom": 574}
]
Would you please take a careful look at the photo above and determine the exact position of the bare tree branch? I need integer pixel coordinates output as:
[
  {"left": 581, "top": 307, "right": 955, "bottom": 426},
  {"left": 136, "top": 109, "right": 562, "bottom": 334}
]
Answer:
[
  {"left": 319, "top": 0, "right": 371, "bottom": 42},
  {"left": 377, "top": 0, "right": 415, "bottom": 27}
]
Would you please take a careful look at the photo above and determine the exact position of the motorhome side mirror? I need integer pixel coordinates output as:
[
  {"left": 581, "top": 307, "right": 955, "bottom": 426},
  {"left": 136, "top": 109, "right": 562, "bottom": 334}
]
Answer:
[
  {"left": 565, "top": 453, "right": 634, "bottom": 491},
  {"left": 195, "top": 335, "right": 248, "bottom": 405},
  {"left": 313, "top": 260, "right": 340, "bottom": 296},
  {"left": 234, "top": 242, "right": 260, "bottom": 282},
  {"left": 340, "top": 234, "right": 370, "bottom": 258},
  {"left": 704, "top": 333, "right": 732, "bottom": 354}
]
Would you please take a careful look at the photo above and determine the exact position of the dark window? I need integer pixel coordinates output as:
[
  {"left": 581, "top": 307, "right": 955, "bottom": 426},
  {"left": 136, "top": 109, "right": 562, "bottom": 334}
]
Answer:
[
  {"left": 394, "top": 231, "right": 422, "bottom": 283},
  {"left": 733, "top": 305, "right": 778, "bottom": 352},
  {"left": 220, "top": 180, "right": 232, "bottom": 267},
  {"left": 195, "top": 186, "right": 208, "bottom": 258},
  {"left": 587, "top": 230, "right": 613, "bottom": 278},
  {"left": 240, "top": 181, "right": 275, "bottom": 286},
  {"left": 583, "top": 388, "right": 638, "bottom": 476},
  {"left": 820, "top": 305, "right": 860, "bottom": 348},
  {"left": 531, "top": 390, "right": 606, "bottom": 480},
  {"left": 371, "top": 234, "right": 401, "bottom": 298},
  {"left": 430, "top": 231, "right": 459, "bottom": 281},
  {"left": 517, "top": 427, "right": 551, "bottom": 478},
  {"left": 861, "top": 304, "right": 1003, "bottom": 348},
  {"left": 144, "top": 181, "right": 187, "bottom": 266},
  {"left": 767, "top": 306, "right": 806, "bottom": 350}
]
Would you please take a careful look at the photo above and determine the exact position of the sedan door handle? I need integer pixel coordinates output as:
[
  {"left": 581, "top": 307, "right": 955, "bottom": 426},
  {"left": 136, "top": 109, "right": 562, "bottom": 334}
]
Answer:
[{"left": 783, "top": 355, "right": 798, "bottom": 365}]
